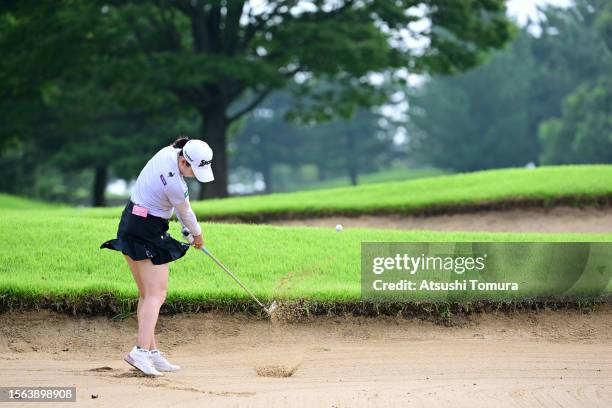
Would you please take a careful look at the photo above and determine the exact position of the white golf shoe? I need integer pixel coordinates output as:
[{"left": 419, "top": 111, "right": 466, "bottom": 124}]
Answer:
[
  {"left": 150, "top": 349, "right": 181, "bottom": 372},
  {"left": 124, "top": 346, "right": 164, "bottom": 376}
]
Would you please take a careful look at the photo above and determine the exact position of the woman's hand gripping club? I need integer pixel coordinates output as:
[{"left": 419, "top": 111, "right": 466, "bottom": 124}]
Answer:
[{"left": 181, "top": 226, "right": 203, "bottom": 249}]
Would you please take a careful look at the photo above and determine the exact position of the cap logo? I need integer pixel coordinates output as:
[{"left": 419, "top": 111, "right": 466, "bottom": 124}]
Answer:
[
  {"left": 199, "top": 159, "right": 212, "bottom": 167},
  {"left": 183, "top": 150, "right": 193, "bottom": 162}
]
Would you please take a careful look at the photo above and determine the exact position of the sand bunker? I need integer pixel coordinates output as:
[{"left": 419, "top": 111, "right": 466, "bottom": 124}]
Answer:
[
  {"left": 1, "top": 307, "right": 611, "bottom": 407},
  {"left": 267, "top": 206, "right": 612, "bottom": 233},
  {"left": 255, "top": 364, "right": 300, "bottom": 378},
  {"left": 89, "top": 366, "right": 114, "bottom": 372}
]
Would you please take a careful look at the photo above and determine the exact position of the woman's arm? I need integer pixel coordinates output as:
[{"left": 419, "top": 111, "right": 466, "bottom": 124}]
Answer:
[
  {"left": 166, "top": 181, "right": 203, "bottom": 247},
  {"left": 174, "top": 200, "right": 202, "bottom": 237}
]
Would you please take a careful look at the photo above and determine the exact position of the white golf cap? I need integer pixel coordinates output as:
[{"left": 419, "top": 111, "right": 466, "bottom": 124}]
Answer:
[{"left": 182, "top": 139, "right": 214, "bottom": 183}]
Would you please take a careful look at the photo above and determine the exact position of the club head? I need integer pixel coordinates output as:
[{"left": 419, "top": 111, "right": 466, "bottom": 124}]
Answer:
[{"left": 266, "top": 300, "right": 278, "bottom": 315}]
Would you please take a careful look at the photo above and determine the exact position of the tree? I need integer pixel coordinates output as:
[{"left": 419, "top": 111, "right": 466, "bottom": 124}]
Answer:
[
  {"left": 230, "top": 92, "right": 304, "bottom": 193},
  {"left": 536, "top": 0, "right": 612, "bottom": 164},
  {"left": 407, "top": 0, "right": 612, "bottom": 171},
  {"left": 232, "top": 89, "right": 399, "bottom": 191},
  {"left": 407, "top": 30, "right": 539, "bottom": 171},
  {"left": 1, "top": 0, "right": 513, "bottom": 201},
  {"left": 539, "top": 78, "right": 612, "bottom": 164},
  {"left": 302, "top": 107, "right": 395, "bottom": 185},
  {"left": 0, "top": 1, "right": 113, "bottom": 204},
  {"left": 0, "top": 1, "right": 201, "bottom": 206}
]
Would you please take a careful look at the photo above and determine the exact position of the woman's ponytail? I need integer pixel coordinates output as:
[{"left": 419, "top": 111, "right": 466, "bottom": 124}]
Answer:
[{"left": 172, "top": 136, "right": 190, "bottom": 149}]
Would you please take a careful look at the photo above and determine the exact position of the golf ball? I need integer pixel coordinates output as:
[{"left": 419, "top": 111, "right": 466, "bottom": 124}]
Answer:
[{"left": 335, "top": 224, "right": 343, "bottom": 232}]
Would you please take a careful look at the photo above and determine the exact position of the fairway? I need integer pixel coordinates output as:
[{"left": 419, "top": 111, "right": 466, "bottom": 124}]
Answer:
[
  {"left": 190, "top": 165, "right": 612, "bottom": 220},
  {"left": 60, "top": 165, "right": 612, "bottom": 221},
  {"left": 1, "top": 208, "right": 611, "bottom": 315},
  {"left": 0, "top": 193, "right": 61, "bottom": 210}
]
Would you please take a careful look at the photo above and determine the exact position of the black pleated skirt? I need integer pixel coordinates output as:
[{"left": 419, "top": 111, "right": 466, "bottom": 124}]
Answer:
[{"left": 100, "top": 201, "right": 190, "bottom": 265}]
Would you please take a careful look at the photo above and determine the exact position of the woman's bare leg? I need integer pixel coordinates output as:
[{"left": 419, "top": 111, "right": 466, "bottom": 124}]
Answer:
[
  {"left": 135, "top": 260, "right": 168, "bottom": 351},
  {"left": 123, "top": 254, "right": 145, "bottom": 317},
  {"left": 123, "top": 255, "right": 163, "bottom": 350}
]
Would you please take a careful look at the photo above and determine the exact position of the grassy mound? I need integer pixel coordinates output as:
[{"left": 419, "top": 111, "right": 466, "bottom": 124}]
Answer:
[
  {"left": 1, "top": 210, "right": 610, "bottom": 316},
  {"left": 278, "top": 166, "right": 448, "bottom": 192},
  {"left": 63, "top": 164, "right": 612, "bottom": 221},
  {"left": 0, "top": 193, "right": 60, "bottom": 210},
  {"left": 193, "top": 164, "right": 612, "bottom": 220},
  {"left": 2, "top": 165, "right": 611, "bottom": 318}
]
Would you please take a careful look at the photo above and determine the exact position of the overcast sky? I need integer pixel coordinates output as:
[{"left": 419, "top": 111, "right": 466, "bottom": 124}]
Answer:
[{"left": 506, "top": 0, "right": 572, "bottom": 25}]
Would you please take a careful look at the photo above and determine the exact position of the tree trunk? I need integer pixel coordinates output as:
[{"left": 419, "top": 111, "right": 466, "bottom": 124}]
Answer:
[
  {"left": 261, "top": 162, "right": 272, "bottom": 194},
  {"left": 349, "top": 165, "right": 358, "bottom": 186},
  {"left": 199, "top": 106, "right": 229, "bottom": 199},
  {"left": 92, "top": 165, "right": 107, "bottom": 207},
  {"left": 345, "top": 131, "right": 359, "bottom": 186},
  {"left": 318, "top": 165, "right": 327, "bottom": 182}
]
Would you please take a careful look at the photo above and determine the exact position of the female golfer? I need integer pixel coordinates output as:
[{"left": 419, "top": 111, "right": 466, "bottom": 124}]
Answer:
[{"left": 101, "top": 137, "right": 214, "bottom": 376}]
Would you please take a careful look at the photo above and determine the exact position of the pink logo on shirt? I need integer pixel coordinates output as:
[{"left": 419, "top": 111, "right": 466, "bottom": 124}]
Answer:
[{"left": 132, "top": 205, "right": 149, "bottom": 218}]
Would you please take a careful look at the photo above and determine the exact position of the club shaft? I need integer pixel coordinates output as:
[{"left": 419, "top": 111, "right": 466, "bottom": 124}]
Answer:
[{"left": 201, "top": 248, "right": 267, "bottom": 309}]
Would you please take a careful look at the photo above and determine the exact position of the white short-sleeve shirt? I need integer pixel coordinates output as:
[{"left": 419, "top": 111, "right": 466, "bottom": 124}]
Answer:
[{"left": 130, "top": 146, "right": 190, "bottom": 219}]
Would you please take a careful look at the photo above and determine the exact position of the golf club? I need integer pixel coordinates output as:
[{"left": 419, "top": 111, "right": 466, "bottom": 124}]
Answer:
[{"left": 181, "top": 227, "right": 278, "bottom": 315}]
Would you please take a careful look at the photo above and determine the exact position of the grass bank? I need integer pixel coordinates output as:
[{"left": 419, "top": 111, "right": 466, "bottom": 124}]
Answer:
[
  {"left": 1, "top": 211, "right": 610, "bottom": 317},
  {"left": 0, "top": 193, "right": 61, "bottom": 210},
  {"left": 60, "top": 165, "right": 612, "bottom": 222}
]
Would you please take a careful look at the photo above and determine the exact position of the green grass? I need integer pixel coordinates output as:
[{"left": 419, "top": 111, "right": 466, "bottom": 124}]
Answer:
[
  {"left": 2, "top": 164, "right": 612, "bottom": 314},
  {"left": 276, "top": 166, "right": 448, "bottom": 192},
  {"left": 188, "top": 165, "right": 612, "bottom": 219},
  {"left": 56, "top": 164, "right": 612, "bottom": 221},
  {"left": 1, "top": 210, "right": 610, "bottom": 308},
  {"left": 358, "top": 166, "right": 448, "bottom": 184},
  {"left": 0, "top": 193, "right": 61, "bottom": 210}
]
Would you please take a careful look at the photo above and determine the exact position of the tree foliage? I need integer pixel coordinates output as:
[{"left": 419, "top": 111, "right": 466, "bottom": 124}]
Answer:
[
  {"left": 1, "top": 0, "right": 513, "bottom": 203},
  {"left": 407, "top": 0, "right": 612, "bottom": 171}
]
